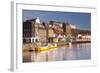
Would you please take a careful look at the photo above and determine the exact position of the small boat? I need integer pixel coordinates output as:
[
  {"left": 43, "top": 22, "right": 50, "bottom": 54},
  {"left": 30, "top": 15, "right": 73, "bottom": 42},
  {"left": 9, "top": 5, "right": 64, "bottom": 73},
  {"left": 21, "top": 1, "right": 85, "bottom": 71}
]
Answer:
[
  {"left": 37, "top": 46, "right": 49, "bottom": 51},
  {"left": 49, "top": 45, "right": 57, "bottom": 49},
  {"left": 36, "top": 44, "right": 57, "bottom": 51}
]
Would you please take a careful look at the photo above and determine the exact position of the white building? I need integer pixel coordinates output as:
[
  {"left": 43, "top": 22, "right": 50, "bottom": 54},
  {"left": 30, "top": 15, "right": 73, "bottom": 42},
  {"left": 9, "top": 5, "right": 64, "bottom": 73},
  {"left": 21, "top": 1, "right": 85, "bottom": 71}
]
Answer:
[
  {"left": 69, "top": 24, "right": 76, "bottom": 29},
  {"left": 35, "top": 17, "right": 40, "bottom": 24}
]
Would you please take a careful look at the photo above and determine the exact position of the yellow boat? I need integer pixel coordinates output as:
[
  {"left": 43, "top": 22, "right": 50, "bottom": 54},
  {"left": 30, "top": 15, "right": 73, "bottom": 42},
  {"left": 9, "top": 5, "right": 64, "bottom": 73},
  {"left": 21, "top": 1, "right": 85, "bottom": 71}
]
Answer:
[
  {"left": 49, "top": 45, "right": 57, "bottom": 49},
  {"left": 36, "top": 45, "right": 57, "bottom": 51}
]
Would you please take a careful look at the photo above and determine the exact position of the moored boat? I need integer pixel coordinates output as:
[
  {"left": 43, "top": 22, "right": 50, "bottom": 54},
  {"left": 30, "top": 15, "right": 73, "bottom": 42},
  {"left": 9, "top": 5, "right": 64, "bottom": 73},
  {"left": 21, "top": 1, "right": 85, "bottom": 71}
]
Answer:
[{"left": 36, "top": 44, "right": 57, "bottom": 51}]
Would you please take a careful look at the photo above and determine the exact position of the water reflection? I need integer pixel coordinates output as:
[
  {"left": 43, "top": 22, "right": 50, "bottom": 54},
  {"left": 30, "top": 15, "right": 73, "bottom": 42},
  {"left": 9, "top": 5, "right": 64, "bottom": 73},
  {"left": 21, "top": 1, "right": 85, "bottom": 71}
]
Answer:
[{"left": 23, "top": 43, "right": 91, "bottom": 62}]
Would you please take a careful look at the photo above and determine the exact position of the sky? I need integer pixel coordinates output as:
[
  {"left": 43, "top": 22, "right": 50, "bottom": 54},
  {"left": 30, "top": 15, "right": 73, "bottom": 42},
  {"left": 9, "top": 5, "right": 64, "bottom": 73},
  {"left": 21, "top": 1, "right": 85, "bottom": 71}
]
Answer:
[{"left": 23, "top": 10, "right": 91, "bottom": 30}]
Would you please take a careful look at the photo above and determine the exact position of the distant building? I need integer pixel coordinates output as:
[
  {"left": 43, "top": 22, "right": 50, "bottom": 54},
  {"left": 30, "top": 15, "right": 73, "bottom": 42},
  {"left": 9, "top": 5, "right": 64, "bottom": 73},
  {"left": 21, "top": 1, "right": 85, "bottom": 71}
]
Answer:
[
  {"left": 69, "top": 24, "right": 76, "bottom": 29},
  {"left": 77, "top": 34, "right": 91, "bottom": 39},
  {"left": 35, "top": 17, "right": 40, "bottom": 24}
]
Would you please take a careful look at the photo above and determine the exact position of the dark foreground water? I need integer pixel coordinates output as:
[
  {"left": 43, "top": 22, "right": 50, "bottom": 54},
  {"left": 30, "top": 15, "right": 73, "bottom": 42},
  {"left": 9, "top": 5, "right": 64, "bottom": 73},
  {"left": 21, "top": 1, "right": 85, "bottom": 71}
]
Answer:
[{"left": 23, "top": 43, "right": 91, "bottom": 62}]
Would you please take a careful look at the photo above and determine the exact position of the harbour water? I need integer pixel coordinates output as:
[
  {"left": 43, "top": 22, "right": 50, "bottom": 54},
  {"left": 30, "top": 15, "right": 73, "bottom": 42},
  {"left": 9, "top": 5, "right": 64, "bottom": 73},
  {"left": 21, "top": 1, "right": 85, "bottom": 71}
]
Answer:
[{"left": 23, "top": 43, "right": 91, "bottom": 62}]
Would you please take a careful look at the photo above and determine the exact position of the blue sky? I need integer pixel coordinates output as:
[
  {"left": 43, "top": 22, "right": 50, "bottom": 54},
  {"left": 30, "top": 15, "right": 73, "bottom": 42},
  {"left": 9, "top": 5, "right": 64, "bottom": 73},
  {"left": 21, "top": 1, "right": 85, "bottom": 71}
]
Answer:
[{"left": 23, "top": 10, "right": 91, "bottom": 30}]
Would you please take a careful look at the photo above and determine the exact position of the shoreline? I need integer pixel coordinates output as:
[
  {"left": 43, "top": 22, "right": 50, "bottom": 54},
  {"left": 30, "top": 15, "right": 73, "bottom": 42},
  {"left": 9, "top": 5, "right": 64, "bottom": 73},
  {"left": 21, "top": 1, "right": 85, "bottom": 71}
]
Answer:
[{"left": 23, "top": 42, "right": 91, "bottom": 52}]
